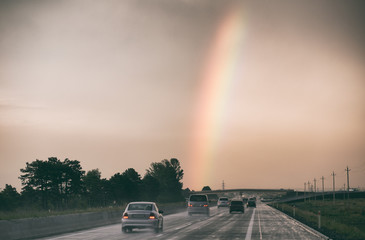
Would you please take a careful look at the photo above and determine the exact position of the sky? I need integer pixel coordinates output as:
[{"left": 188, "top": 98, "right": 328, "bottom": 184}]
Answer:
[{"left": 1, "top": 0, "right": 365, "bottom": 192}]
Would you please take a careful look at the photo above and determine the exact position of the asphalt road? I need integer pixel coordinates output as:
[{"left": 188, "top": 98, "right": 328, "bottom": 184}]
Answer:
[{"left": 39, "top": 202, "right": 328, "bottom": 240}]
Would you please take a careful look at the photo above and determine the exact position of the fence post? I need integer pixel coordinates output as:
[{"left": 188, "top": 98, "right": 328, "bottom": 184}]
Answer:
[{"left": 318, "top": 210, "right": 321, "bottom": 229}]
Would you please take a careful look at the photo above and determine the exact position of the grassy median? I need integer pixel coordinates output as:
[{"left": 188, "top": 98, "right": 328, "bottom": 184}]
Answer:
[{"left": 270, "top": 199, "right": 365, "bottom": 240}]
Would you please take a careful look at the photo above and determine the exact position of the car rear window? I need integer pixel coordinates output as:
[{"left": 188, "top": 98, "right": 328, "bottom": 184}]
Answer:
[
  {"left": 189, "top": 195, "right": 207, "bottom": 202},
  {"left": 231, "top": 201, "right": 243, "bottom": 205},
  {"left": 128, "top": 204, "right": 153, "bottom": 211},
  {"left": 219, "top": 198, "right": 228, "bottom": 201}
]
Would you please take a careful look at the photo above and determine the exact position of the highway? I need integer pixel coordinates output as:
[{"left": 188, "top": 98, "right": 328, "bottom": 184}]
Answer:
[{"left": 38, "top": 202, "right": 328, "bottom": 240}]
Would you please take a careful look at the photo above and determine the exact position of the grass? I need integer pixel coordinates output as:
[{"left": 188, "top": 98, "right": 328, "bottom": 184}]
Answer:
[
  {"left": 0, "top": 201, "right": 187, "bottom": 221},
  {"left": 271, "top": 198, "right": 365, "bottom": 240},
  {"left": 0, "top": 206, "right": 125, "bottom": 220}
]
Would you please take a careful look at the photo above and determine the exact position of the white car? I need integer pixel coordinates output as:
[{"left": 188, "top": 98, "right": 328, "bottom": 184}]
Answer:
[
  {"left": 217, "top": 197, "right": 229, "bottom": 208},
  {"left": 121, "top": 202, "right": 163, "bottom": 233}
]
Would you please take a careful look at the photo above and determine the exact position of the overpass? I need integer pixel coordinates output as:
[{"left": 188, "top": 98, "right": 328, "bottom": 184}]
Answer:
[{"left": 192, "top": 188, "right": 294, "bottom": 199}]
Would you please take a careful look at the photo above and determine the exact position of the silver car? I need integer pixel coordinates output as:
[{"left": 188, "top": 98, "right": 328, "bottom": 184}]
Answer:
[
  {"left": 187, "top": 194, "right": 210, "bottom": 216},
  {"left": 217, "top": 197, "right": 229, "bottom": 208},
  {"left": 121, "top": 202, "right": 163, "bottom": 233}
]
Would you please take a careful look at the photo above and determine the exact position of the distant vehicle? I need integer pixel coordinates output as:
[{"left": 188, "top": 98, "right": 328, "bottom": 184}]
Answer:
[
  {"left": 187, "top": 194, "right": 210, "bottom": 216},
  {"left": 121, "top": 202, "right": 163, "bottom": 233},
  {"left": 229, "top": 200, "right": 244, "bottom": 213},
  {"left": 242, "top": 197, "right": 248, "bottom": 204},
  {"left": 217, "top": 197, "right": 229, "bottom": 208},
  {"left": 247, "top": 198, "right": 256, "bottom": 208}
]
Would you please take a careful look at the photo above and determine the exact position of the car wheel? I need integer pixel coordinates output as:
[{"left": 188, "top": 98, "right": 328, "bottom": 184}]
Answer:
[{"left": 160, "top": 221, "right": 164, "bottom": 232}]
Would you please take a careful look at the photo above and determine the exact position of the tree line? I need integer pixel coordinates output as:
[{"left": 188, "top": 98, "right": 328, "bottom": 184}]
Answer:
[{"left": 0, "top": 157, "right": 186, "bottom": 211}]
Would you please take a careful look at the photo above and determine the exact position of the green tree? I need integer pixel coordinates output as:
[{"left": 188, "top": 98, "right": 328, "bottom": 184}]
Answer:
[
  {"left": 109, "top": 168, "right": 142, "bottom": 204},
  {"left": 19, "top": 157, "right": 85, "bottom": 209},
  {"left": 0, "top": 184, "right": 20, "bottom": 211},
  {"left": 146, "top": 158, "right": 184, "bottom": 202},
  {"left": 202, "top": 186, "right": 211, "bottom": 191},
  {"left": 83, "top": 169, "right": 106, "bottom": 207},
  {"left": 109, "top": 173, "right": 125, "bottom": 205},
  {"left": 122, "top": 168, "right": 142, "bottom": 201},
  {"left": 141, "top": 174, "right": 160, "bottom": 201}
]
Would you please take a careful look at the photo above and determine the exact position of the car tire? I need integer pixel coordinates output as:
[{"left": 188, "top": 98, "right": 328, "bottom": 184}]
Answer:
[{"left": 160, "top": 221, "right": 164, "bottom": 232}]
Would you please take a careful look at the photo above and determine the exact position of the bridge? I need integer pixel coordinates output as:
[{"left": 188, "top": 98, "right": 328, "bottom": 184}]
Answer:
[
  {"left": 193, "top": 188, "right": 293, "bottom": 195},
  {"left": 191, "top": 188, "right": 295, "bottom": 201}
]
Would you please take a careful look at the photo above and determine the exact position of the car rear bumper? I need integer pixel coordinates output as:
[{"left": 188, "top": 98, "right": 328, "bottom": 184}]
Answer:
[
  {"left": 121, "top": 219, "right": 159, "bottom": 229},
  {"left": 188, "top": 207, "right": 210, "bottom": 214},
  {"left": 230, "top": 207, "right": 244, "bottom": 212}
]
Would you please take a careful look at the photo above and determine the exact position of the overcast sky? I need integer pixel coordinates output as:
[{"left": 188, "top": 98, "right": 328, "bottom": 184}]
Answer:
[{"left": 1, "top": 0, "right": 364, "bottom": 192}]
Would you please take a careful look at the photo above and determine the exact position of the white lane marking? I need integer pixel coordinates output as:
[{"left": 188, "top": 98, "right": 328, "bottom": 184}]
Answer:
[
  {"left": 245, "top": 208, "right": 256, "bottom": 240},
  {"left": 174, "top": 222, "right": 193, "bottom": 230},
  {"left": 258, "top": 206, "right": 262, "bottom": 239}
]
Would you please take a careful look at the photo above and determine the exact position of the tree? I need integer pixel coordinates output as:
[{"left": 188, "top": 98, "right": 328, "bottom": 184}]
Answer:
[
  {"left": 202, "top": 186, "right": 212, "bottom": 191},
  {"left": 121, "top": 168, "right": 142, "bottom": 202},
  {"left": 109, "top": 168, "right": 142, "bottom": 204},
  {"left": 0, "top": 184, "right": 20, "bottom": 211},
  {"left": 83, "top": 169, "right": 106, "bottom": 207},
  {"left": 142, "top": 174, "right": 160, "bottom": 201},
  {"left": 19, "top": 157, "right": 85, "bottom": 209},
  {"left": 146, "top": 158, "right": 184, "bottom": 202}
]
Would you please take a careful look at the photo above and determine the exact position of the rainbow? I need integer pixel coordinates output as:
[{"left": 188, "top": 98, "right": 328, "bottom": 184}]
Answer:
[{"left": 189, "top": 5, "right": 246, "bottom": 190}]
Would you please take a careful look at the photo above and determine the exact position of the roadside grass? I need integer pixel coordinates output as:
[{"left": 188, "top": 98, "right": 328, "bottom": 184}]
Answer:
[
  {"left": 271, "top": 199, "right": 365, "bottom": 240},
  {"left": 0, "top": 206, "right": 125, "bottom": 220},
  {"left": 0, "top": 201, "right": 187, "bottom": 221}
]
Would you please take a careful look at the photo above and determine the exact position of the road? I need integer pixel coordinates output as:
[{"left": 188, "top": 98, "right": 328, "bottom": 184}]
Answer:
[{"left": 38, "top": 203, "right": 328, "bottom": 240}]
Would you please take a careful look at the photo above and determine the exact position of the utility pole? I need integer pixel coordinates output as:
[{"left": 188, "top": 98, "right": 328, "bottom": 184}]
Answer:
[
  {"left": 345, "top": 166, "right": 351, "bottom": 199},
  {"left": 331, "top": 171, "right": 336, "bottom": 204},
  {"left": 314, "top": 178, "right": 317, "bottom": 200},
  {"left": 308, "top": 181, "right": 311, "bottom": 202},
  {"left": 321, "top": 176, "right": 325, "bottom": 201},
  {"left": 222, "top": 180, "right": 225, "bottom": 190},
  {"left": 304, "top": 182, "right": 306, "bottom": 202}
]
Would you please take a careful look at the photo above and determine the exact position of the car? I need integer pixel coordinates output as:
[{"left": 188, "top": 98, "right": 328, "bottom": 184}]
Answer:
[
  {"left": 247, "top": 198, "right": 256, "bottom": 208},
  {"left": 242, "top": 197, "right": 248, "bottom": 204},
  {"left": 121, "top": 202, "right": 164, "bottom": 233},
  {"left": 229, "top": 200, "right": 244, "bottom": 213},
  {"left": 217, "top": 197, "right": 229, "bottom": 208},
  {"left": 187, "top": 194, "right": 210, "bottom": 216}
]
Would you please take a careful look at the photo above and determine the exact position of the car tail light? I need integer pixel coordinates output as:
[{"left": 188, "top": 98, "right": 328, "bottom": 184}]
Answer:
[
  {"left": 123, "top": 213, "right": 128, "bottom": 219},
  {"left": 149, "top": 213, "right": 156, "bottom": 219},
  {"left": 188, "top": 204, "right": 192, "bottom": 207},
  {"left": 203, "top": 204, "right": 208, "bottom": 207}
]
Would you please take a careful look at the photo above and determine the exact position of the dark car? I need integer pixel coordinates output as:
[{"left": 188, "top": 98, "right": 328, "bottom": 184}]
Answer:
[
  {"left": 229, "top": 200, "right": 244, "bottom": 213},
  {"left": 247, "top": 198, "right": 256, "bottom": 208}
]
